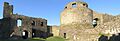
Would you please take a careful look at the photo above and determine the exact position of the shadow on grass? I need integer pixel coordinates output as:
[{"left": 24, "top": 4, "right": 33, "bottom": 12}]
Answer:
[
  {"left": 0, "top": 38, "right": 45, "bottom": 41},
  {"left": 0, "top": 36, "right": 65, "bottom": 41}
]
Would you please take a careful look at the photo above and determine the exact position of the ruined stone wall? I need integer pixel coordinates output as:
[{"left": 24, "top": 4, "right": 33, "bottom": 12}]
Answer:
[
  {"left": 102, "top": 14, "right": 114, "bottom": 23},
  {"left": 9, "top": 14, "right": 48, "bottom": 38},
  {"left": 60, "top": 12, "right": 120, "bottom": 41},
  {"left": 47, "top": 26, "right": 53, "bottom": 37},
  {"left": 60, "top": 23, "right": 100, "bottom": 41},
  {"left": 0, "top": 18, "right": 15, "bottom": 38},
  {"left": 3, "top": 2, "right": 13, "bottom": 18},
  {"left": 60, "top": 13, "right": 117, "bottom": 41},
  {"left": 93, "top": 12, "right": 103, "bottom": 26},
  {"left": 0, "top": 2, "right": 49, "bottom": 39},
  {"left": 60, "top": 1, "right": 94, "bottom": 41},
  {"left": 60, "top": 1, "right": 93, "bottom": 26},
  {"left": 93, "top": 12, "right": 115, "bottom": 27},
  {"left": 51, "top": 26, "right": 59, "bottom": 36},
  {"left": 59, "top": 1, "right": 120, "bottom": 41}
]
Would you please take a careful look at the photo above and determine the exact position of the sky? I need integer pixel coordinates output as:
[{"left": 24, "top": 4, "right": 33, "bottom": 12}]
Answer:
[{"left": 0, "top": 0, "right": 120, "bottom": 26}]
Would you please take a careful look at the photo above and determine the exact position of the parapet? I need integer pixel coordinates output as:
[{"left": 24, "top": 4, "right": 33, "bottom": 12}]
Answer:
[{"left": 64, "top": 1, "right": 88, "bottom": 9}]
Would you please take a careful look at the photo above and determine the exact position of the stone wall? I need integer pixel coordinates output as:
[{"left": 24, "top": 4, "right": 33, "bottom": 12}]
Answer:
[
  {"left": 0, "top": 2, "right": 51, "bottom": 39},
  {"left": 60, "top": 1, "right": 93, "bottom": 26},
  {"left": 60, "top": 23, "right": 100, "bottom": 41},
  {"left": 3, "top": 2, "right": 13, "bottom": 18},
  {"left": 51, "top": 26, "right": 59, "bottom": 36},
  {"left": 60, "top": 1, "right": 120, "bottom": 41}
]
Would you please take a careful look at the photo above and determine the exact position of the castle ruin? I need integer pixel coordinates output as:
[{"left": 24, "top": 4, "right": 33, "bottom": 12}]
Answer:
[
  {"left": 1, "top": 1, "right": 120, "bottom": 41},
  {"left": 0, "top": 2, "right": 52, "bottom": 39},
  {"left": 59, "top": 1, "right": 120, "bottom": 41}
]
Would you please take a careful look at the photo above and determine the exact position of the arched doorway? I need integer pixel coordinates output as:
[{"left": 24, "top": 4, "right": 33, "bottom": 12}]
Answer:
[
  {"left": 93, "top": 18, "right": 98, "bottom": 27},
  {"left": 64, "top": 33, "right": 66, "bottom": 38},
  {"left": 22, "top": 30, "right": 28, "bottom": 39}
]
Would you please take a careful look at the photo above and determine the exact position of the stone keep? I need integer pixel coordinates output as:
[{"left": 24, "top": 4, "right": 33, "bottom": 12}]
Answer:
[{"left": 60, "top": 1, "right": 93, "bottom": 25}]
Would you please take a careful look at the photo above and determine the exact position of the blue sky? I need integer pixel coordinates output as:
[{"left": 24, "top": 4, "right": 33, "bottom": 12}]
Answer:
[{"left": 0, "top": 0, "right": 120, "bottom": 26}]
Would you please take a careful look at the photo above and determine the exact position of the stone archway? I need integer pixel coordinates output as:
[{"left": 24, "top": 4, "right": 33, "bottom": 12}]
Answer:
[
  {"left": 93, "top": 18, "right": 98, "bottom": 27},
  {"left": 22, "top": 30, "right": 28, "bottom": 39}
]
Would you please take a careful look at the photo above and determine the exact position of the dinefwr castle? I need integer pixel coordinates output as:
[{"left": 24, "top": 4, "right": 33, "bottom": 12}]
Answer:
[{"left": 0, "top": 1, "right": 120, "bottom": 41}]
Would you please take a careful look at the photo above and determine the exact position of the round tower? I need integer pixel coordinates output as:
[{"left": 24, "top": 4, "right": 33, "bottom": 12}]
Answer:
[{"left": 60, "top": 1, "right": 93, "bottom": 25}]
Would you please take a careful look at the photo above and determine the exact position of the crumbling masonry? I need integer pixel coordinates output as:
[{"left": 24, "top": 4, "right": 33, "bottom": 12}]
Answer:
[
  {"left": 1, "top": 1, "right": 120, "bottom": 41},
  {"left": 0, "top": 2, "right": 52, "bottom": 39},
  {"left": 60, "top": 1, "right": 120, "bottom": 41}
]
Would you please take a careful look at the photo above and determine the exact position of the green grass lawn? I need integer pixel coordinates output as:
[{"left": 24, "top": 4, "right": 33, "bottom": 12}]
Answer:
[
  {"left": 0, "top": 36, "right": 65, "bottom": 41},
  {"left": 46, "top": 36, "right": 65, "bottom": 41}
]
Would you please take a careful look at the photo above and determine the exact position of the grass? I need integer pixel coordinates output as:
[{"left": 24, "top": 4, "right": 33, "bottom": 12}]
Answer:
[
  {"left": 98, "top": 32, "right": 111, "bottom": 36},
  {"left": 46, "top": 36, "right": 65, "bottom": 41},
  {"left": 0, "top": 36, "right": 65, "bottom": 41}
]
